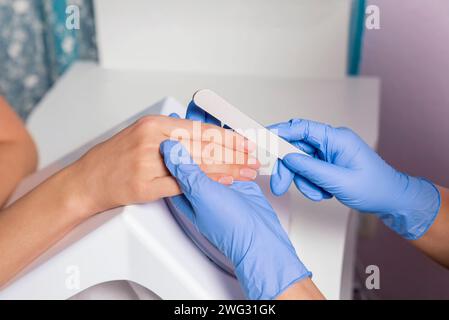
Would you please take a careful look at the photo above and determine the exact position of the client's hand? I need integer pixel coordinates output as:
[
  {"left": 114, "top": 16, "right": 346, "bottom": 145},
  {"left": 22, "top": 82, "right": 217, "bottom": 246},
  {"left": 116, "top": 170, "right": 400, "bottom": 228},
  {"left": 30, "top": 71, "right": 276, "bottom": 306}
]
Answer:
[
  {"left": 160, "top": 139, "right": 311, "bottom": 300},
  {"left": 69, "top": 115, "right": 260, "bottom": 216},
  {"left": 0, "top": 112, "right": 259, "bottom": 287}
]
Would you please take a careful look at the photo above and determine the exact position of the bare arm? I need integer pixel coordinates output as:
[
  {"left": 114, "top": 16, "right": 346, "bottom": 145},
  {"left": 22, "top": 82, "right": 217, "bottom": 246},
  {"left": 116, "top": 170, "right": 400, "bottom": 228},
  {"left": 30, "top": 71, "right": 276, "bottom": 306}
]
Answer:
[
  {"left": 0, "top": 97, "right": 37, "bottom": 208},
  {"left": 0, "top": 114, "right": 259, "bottom": 287},
  {"left": 276, "top": 278, "right": 325, "bottom": 300},
  {"left": 0, "top": 164, "right": 89, "bottom": 287},
  {"left": 412, "top": 186, "right": 449, "bottom": 268}
]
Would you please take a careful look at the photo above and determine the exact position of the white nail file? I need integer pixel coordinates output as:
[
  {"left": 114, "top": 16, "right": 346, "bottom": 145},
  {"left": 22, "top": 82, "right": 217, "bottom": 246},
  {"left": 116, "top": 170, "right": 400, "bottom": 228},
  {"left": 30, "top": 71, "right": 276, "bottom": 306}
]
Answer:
[{"left": 192, "top": 89, "right": 308, "bottom": 159}]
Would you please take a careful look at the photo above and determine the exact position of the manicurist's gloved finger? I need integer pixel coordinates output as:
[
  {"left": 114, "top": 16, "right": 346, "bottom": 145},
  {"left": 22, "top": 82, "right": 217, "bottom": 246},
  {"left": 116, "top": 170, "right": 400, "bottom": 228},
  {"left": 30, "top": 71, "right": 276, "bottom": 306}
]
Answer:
[
  {"left": 160, "top": 139, "right": 214, "bottom": 199},
  {"left": 289, "top": 140, "right": 316, "bottom": 156},
  {"left": 161, "top": 139, "right": 312, "bottom": 300},
  {"left": 268, "top": 119, "right": 331, "bottom": 154},
  {"left": 271, "top": 158, "right": 331, "bottom": 200},
  {"left": 169, "top": 112, "right": 181, "bottom": 119},
  {"left": 185, "top": 100, "right": 205, "bottom": 121},
  {"left": 271, "top": 117, "right": 441, "bottom": 241},
  {"left": 282, "top": 153, "right": 347, "bottom": 192},
  {"left": 293, "top": 174, "right": 332, "bottom": 201},
  {"left": 269, "top": 120, "right": 329, "bottom": 199},
  {"left": 186, "top": 100, "right": 221, "bottom": 126},
  {"left": 270, "top": 160, "right": 294, "bottom": 196}
]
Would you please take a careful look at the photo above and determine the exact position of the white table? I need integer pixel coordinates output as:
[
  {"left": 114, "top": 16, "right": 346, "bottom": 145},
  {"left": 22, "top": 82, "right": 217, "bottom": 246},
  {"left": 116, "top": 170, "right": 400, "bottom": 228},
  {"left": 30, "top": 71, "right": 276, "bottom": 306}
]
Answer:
[{"left": 25, "top": 62, "right": 379, "bottom": 299}]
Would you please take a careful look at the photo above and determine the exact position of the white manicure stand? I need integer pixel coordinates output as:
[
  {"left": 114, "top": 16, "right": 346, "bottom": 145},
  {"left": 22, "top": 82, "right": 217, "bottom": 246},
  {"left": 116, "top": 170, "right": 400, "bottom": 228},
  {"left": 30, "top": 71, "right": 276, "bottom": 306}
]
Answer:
[
  {"left": 0, "top": 62, "right": 379, "bottom": 299},
  {"left": 1, "top": 98, "right": 247, "bottom": 300}
]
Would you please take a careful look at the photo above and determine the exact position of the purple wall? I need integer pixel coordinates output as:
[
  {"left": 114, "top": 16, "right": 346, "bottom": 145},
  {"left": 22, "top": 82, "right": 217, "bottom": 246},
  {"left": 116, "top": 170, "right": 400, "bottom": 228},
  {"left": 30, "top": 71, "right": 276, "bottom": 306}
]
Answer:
[{"left": 359, "top": 0, "right": 449, "bottom": 299}]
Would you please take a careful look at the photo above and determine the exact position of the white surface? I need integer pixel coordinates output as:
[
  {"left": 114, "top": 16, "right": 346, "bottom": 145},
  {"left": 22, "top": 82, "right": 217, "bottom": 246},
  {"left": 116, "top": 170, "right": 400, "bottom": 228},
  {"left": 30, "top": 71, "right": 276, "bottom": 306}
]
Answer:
[
  {"left": 22, "top": 62, "right": 379, "bottom": 299},
  {"left": 2, "top": 98, "right": 302, "bottom": 300},
  {"left": 1, "top": 99, "right": 245, "bottom": 300},
  {"left": 70, "top": 281, "right": 160, "bottom": 300},
  {"left": 94, "top": 0, "right": 351, "bottom": 78}
]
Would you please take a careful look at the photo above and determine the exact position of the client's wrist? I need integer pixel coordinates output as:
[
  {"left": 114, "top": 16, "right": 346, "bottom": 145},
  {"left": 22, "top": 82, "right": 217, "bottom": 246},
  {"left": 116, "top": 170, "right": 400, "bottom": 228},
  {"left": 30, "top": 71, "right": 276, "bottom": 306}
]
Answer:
[{"left": 55, "top": 162, "right": 102, "bottom": 220}]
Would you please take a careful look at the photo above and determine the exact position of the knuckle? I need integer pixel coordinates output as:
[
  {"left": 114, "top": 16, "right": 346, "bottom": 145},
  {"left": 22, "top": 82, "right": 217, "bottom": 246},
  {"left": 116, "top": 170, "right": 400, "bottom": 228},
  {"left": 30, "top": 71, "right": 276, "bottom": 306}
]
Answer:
[
  {"left": 132, "top": 116, "right": 165, "bottom": 146},
  {"left": 336, "top": 126, "right": 357, "bottom": 139},
  {"left": 288, "top": 118, "right": 303, "bottom": 128},
  {"left": 135, "top": 115, "right": 162, "bottom": 131}
]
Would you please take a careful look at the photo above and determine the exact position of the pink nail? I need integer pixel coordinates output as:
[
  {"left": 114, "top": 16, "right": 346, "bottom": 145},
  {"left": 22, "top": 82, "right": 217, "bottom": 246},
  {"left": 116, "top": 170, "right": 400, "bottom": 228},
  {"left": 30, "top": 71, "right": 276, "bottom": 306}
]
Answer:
[
  {"left": 218, "top": 176, "right": 234, "bottom": 185},
  {"left": 240, "top": 168, "right": 258, "bottom": 180}
]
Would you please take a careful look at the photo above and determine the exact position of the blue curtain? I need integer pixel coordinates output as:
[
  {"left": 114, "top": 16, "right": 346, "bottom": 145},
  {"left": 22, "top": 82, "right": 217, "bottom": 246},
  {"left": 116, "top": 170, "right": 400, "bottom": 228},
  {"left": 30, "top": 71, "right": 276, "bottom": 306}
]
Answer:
[{"left": 0, "top": 0, "right": 97, "bottom": 119}]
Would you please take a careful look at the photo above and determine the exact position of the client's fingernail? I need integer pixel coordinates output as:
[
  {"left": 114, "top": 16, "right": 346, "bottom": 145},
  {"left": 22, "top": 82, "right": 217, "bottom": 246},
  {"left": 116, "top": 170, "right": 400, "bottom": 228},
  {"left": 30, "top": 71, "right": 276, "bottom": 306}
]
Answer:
[
  {"left": 218, "top": 176, "right": 234, "bottom": 185},
  {"left": 240, "top": 168, "right": 258, "bottom": 180}
]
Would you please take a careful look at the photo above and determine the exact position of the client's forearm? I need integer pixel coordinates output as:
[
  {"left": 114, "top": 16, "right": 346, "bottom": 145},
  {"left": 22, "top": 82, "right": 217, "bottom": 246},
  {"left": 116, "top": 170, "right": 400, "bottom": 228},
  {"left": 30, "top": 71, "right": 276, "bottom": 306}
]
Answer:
[
  {"left": 0, "top": 141, "right": 37, "bottom": 208},
  {"left": 0, "top": 96, "right": 38, "bottom": 207},
  {"left": 0, "top": 164, "right": 92, "bottom": 288}
]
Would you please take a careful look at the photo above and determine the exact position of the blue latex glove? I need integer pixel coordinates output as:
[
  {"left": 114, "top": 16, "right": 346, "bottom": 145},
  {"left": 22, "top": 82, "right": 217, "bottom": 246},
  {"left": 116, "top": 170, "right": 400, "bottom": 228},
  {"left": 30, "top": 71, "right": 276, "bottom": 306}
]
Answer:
[
  {"left": 186, "top": 100, "right": 222, "bottom": 126},
  {"left": 161, "top": 142, "right": 311, "bottom": 299},
  {"left": 269, "top": 119, "right": 441, "bottom": 240}
]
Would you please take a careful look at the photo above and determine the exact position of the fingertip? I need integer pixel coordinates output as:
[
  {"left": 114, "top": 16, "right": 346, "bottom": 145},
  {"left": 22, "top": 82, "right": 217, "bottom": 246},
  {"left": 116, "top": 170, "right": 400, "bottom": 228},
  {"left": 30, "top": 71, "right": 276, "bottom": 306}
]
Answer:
[
  {"left": 283, "top": 152, "right": 308, "bottom": 163},
  {"left": 270, "top": 160, "right": 293, "bottom": 196},
  {"left": 186, "top": 100, "right": 205, "bottom": 121},
  {"left": 218, "top": 176, "right": 234, "bottom": 185},
  {"left": 293, "top": 175, "right": 331, "bottom": 202},
  {"left": 304, "top": 193, "right": 323, "bottom": 202},
  {"left": 322, "top": 191, "right": 333, "bottom": 199},
  {"left": 169, "top": 112, "right": 181, "bottom": 119},
  {"left": 239, "top": 168, "right": 258, "bottom": 180},
  {"left": 296, "top": 184, "right": 324, "bottom": 201},
  {"left": 294, "top": 179, "right": 324, "bottom": 201},
  {"left": 282, "top": 153, "right": 313, "bottom": 174},
  {"left": 267, "top": 121, "right": 296, "bottom": 141},
  {"left": 270, "top": 181, "right": 286, "bottom": 196},
  {"left": 267, "top": 121, "right": 287, "bottom": 131},
  {"left": 291, "top": 141, "right": 316, "bottom": 156}
]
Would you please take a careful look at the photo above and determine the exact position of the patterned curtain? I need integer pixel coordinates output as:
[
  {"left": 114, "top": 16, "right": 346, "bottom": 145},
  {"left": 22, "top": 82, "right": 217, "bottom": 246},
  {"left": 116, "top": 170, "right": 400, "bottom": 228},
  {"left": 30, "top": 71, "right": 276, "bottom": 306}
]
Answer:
[{"left": 0, "top": 0, "right": 97, "bottom": 119}]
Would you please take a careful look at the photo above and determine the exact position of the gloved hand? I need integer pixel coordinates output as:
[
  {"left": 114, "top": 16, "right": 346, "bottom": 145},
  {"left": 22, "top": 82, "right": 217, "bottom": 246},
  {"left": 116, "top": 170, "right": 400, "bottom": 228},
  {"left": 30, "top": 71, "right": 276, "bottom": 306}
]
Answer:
[
  {"left": 269, "top": 119, "right": 441, "bottom": 240},
  {"left": 160, "top": 139, "right": 311, "bottom": 300}
]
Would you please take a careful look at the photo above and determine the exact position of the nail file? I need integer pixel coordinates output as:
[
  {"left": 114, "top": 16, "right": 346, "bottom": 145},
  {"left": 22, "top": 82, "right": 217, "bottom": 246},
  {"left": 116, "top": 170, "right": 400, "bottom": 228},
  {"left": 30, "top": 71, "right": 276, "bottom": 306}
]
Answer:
[{"left": 192, "top": 89, "right": 309, "bottom": 159}]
